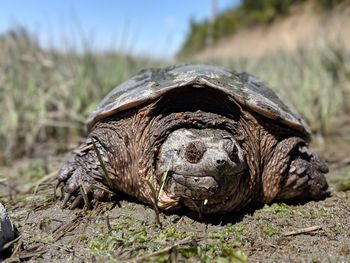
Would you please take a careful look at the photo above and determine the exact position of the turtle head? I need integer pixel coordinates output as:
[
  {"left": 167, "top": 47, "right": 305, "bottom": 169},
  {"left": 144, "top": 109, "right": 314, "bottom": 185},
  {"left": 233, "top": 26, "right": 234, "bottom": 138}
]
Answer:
[{"left": 156, "top": 128, "right": 246, "bottom": 212}]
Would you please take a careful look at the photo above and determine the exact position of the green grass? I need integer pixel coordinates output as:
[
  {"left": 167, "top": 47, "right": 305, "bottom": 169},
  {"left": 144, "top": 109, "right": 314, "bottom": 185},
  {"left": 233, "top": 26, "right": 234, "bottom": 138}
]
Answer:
[
  {"left": 209, "top": 44, "right": 350, "bottom": 136},
  {"left": 260, "top": 203, "right": 293, "bottom": 216},
  {"left": 336, "top": 181, "right": 350, "bottom": 191},
  {"left": 0, "top": 28, "right": 162, "bottom": 164}
]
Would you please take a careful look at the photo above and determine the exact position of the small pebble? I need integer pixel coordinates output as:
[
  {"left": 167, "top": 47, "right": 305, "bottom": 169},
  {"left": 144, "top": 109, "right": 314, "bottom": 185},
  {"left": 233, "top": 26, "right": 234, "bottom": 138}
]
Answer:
[{"left": 0, "top": 203, "right": 15, "bottom": 250}]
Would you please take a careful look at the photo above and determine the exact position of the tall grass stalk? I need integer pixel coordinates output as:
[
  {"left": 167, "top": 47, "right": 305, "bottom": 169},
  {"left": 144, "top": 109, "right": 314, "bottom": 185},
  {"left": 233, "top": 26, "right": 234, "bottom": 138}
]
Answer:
[
  {"left": 0, "top": 28, "right": 161, "bottom": 164},
  {"left": 213, "top": 44, "right": 350, "bottom": 136}
]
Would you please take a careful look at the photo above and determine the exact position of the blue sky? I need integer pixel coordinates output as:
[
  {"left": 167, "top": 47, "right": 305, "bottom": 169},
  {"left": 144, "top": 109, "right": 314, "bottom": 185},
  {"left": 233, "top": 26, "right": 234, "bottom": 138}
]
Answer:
[{"left": 0, "top": 0, "right": 239, "bottom": 59}]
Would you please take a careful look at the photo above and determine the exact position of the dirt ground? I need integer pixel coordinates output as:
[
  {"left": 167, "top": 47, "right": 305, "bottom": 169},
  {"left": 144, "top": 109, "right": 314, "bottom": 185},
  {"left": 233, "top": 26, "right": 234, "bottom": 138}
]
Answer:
[{"left": 0, "top": 137, "right": 349, "bottom": 262}]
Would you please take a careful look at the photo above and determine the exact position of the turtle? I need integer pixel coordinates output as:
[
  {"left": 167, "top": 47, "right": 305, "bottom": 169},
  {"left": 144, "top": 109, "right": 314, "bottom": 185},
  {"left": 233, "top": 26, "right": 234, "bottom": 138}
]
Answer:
[{"left": 57, "top": 64, "right": 329, "bottom": 214}]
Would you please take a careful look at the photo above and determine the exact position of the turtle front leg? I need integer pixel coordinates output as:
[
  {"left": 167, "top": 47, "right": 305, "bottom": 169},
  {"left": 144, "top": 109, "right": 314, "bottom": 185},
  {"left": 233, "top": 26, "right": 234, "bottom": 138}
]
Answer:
[
  {"left": 276, "top": 144, "right": 329, "bottom": 202},
  {"left": 262, "top": 137, "right": 329, "bottom": 203},
  {"left": 57, "top": 137, "right": 114, "bottom": 209}
]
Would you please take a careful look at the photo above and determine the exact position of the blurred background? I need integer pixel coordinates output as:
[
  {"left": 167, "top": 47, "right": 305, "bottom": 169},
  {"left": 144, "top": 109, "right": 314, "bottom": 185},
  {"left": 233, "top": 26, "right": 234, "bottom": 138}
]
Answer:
[{"left": 0, "top": 0, "right": 349, "bottom": 189}]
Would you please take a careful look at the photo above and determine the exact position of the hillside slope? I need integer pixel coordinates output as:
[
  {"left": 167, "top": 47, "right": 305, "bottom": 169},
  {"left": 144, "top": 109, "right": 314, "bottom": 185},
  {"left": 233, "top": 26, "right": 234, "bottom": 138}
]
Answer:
[{"left": 194, "top": 3, "right": 350, "bottom": 60}]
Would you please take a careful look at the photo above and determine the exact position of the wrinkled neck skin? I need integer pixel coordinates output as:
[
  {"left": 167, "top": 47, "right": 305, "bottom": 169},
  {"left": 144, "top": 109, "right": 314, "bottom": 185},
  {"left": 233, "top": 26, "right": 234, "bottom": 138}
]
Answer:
[{"left": 95, "top": 87, "right": 280, "bottom": 214}]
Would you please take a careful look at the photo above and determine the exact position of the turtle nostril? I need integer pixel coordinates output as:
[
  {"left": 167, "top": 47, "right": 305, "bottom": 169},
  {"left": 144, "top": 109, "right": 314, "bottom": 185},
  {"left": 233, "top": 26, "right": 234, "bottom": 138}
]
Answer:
[{"left": 216, "top": 159, "right": 226, "bottom": 166}]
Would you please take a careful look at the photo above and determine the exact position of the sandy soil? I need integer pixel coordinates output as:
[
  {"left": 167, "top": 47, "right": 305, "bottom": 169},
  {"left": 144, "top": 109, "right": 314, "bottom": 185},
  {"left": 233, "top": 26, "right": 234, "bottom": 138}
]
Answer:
[{"left": 196, "top": 3, "right": 350, "bottom": 61}]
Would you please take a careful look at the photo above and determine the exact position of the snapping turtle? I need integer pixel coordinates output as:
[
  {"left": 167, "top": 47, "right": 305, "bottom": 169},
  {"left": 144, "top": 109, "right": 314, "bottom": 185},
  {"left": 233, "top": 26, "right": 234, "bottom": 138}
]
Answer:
[{"left": 57, "top": 64, "right": 329, "bottom": 214}]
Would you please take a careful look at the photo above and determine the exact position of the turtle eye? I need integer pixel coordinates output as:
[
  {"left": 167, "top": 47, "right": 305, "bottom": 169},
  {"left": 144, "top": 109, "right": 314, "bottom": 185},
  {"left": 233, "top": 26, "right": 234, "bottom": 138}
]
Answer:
[{"left": 224, "top": 140, "right": 239, "bottom": 163}]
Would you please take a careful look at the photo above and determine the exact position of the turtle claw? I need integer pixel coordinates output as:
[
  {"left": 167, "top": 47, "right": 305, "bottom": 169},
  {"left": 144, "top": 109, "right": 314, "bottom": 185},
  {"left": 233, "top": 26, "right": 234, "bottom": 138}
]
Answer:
[
  {"left": 61, "top": 193, "right": 84, "bottom": 209},
  {"left": 70, "top": 194, "right": 84, "bottom": 209},
  {"left": 61, "top": 182, "right": 92, "bottom": 210},
  {"left": 58, "top": 169, "right": 94, "bottom": 209},
  {"left": 277, "top": 145, "right": 329, "bottom": 201},
  {"left": 62, "top": 193, "right": 72, "bottom": 208},
  {"left": 58, "top": 178, "right": 91, "bottom": 209},
  {"left": 57, "top": 145, "right": 112, "bottom": 209}
]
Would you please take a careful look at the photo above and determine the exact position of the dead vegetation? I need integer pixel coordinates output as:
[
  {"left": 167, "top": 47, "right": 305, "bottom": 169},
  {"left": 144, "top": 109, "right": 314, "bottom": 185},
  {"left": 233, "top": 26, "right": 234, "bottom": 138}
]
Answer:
[{"left": 0, "top": 27, "right": 162, "bottom": 164}]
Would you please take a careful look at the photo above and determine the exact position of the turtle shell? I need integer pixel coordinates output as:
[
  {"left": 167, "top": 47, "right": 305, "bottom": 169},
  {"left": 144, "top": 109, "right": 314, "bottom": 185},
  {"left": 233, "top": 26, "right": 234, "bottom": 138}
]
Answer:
[{"left": 87, "top": 64, "right": 311, "bottom": 137}]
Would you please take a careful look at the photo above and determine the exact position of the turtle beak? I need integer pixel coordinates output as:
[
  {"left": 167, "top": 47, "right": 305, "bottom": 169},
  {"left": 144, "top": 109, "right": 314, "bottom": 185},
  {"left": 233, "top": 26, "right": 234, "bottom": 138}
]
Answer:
[{"left": 171, "top": 173, "right": 219, "bottom": 196}]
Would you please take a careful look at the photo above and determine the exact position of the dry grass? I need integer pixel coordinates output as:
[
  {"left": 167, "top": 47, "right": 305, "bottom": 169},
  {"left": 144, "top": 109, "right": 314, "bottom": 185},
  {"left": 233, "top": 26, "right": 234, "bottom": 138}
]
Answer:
[
  {"left": 186, "top": 44, "right": 350, "bottom": 137},
  {"left": 223, "top": 45, "right": 350, "bottom": 136},
  {"left": 1, "top": 26, "right": 350, "bottom": 164},
  {"left": 0, "top": 28, "right": 161, "bottom": 164}
]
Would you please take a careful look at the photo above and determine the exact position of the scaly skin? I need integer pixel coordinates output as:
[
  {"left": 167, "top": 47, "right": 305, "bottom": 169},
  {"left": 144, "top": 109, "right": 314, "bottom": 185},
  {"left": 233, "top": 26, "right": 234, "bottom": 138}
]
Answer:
[{"left": 57, "top": 91, "right": 329, "bottom": 213}]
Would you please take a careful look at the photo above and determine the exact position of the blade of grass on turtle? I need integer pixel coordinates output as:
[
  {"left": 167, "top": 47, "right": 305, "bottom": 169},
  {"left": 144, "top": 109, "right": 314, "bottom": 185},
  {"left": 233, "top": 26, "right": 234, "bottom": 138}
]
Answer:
[
  {"left": 156, "top": 169, "right": 169, "bottom": 201},
  {"left": 91, "top": 183, "right": 115, "bottom": 196},
  {"left": 145, "top": 180, "right": 161, "bottom": 226},
  {"left": 91, "top": 139, "right": 114, "bottom": 191},
  {"left": 79, "top": 181, "right": 91, "bottom": 210}
]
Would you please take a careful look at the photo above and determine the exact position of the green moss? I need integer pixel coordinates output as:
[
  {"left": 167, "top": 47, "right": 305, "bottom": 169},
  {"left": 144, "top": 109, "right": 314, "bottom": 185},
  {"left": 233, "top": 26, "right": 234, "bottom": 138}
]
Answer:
[
  {"left": 88, "top": 240, "right": 105, "bottom": 251},
  {"left": 295, "top": 208, "right": 308, "bottom": 216},
  {"left": 199, "top": 243, "right": 247, "bottom": 263},
  {"left": 261, "top": 203, "right": 293, "bottom": 216},
  {"left": 80, "top": 235, "right": 88, "bottom": 242},
  {"left": 316, "top": 208, "right": 328, "bottom": 216},
  {"left": 217, "top": 247, "right": 247, "bottom": 263},
  {"left": 86, "top": 213, "right": 247, "bottom": 262},
  {"left": 226, "top": 224, "right": 246, "bottom": 234},
  {"left": 162, "top": 226, "right": 177, "bottom": 238},
  {"left": 177, "top": 246, "right": 198, "bottom": 258},
  {"left": 331, "top": 226, "right": 343, "bottom": 235},
  {"left": 262, "top": 225, "right": 280, "bottom": 237},
  {"left": 336, "top": 180, "right": 350, "bottom": 192},
  {"left": 35, "top": 233, "right": 54, "bottom": 244},
  {"left": 126, "top": 204, "right": 136, "bottom": 211}
]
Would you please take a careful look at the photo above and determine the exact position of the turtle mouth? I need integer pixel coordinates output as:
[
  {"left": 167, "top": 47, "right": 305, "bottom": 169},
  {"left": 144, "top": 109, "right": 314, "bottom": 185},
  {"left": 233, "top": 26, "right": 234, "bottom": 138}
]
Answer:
[
  {"left": 171, "top": 173, "right": 219, "bottom": 196},
  {"left": 168, "top": 172, "right": 242, "bottom": 201}
]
